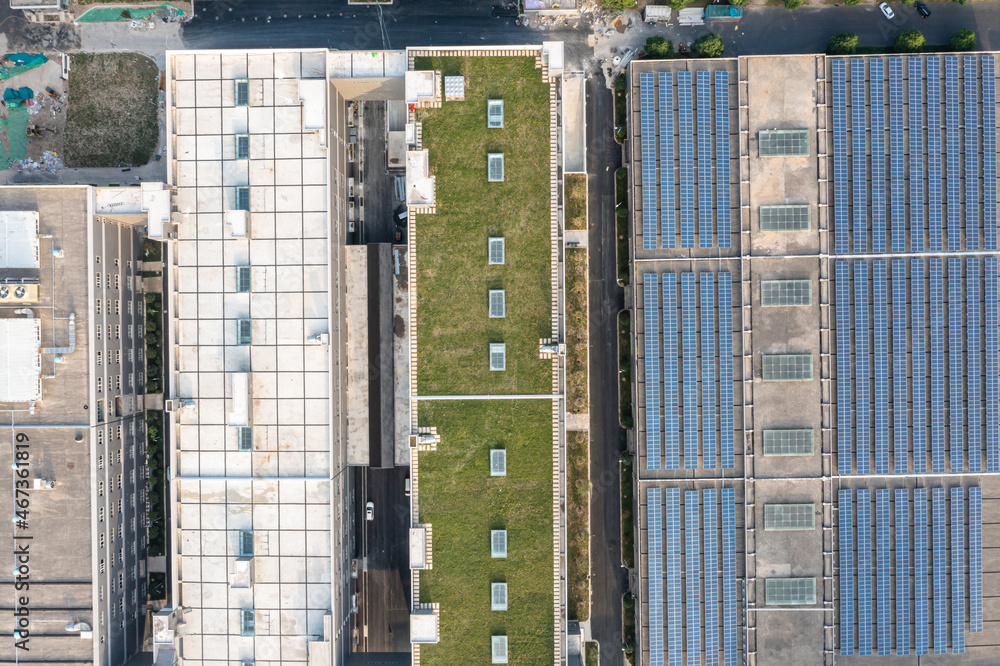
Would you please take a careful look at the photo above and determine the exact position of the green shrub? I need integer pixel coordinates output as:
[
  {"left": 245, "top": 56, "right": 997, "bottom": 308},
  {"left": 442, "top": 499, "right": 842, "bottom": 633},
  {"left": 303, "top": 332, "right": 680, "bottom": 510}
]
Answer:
[
  {"left": 894, "top": 29, "right": 925, "bottom": 53},
  {"left": 644, "top": 36, "right": 674, "bottom": 59},
  {"left": 844, "top": 0, "right": 862, "bottom": 5},
  {"left": 729, "top": 0, "right": 748, "bottom": 5},
  {"left": 668, "top": 0, "right": 693, "bottom": 9},
  {"left": 784, "top": 0, "right": 803, "bottom": 10},
  {"left": 692, "top": 33, "right": 725, "bottom": 58},
  {"left": 949, "top": 28, "right": 976, "bottom": 51},
  {"left": 827, "top": 32, "right": 860, "bottom": 55},
  {"left": 601, "top": 0, "right": 636, "bottom": 10}
]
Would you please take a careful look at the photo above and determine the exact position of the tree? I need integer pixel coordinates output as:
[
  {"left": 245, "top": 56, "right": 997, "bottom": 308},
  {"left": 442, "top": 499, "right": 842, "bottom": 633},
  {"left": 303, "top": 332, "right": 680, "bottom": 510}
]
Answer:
[
  {"left": 843, "top": 0, "right": 862, "bottom": 5},
  {"left": 729, "top": 0, "right": 748, "bottom": 5},
  {"left": 827, "top": 32, "right": 860, "bottom": 55},
  {"left": 692, "top": 33, "right": 725, "bottom": 58},
  {"left": 894, "top": 29, "right": 925, "bottom": 53},
  {"left": 644, "top": 36, "right": 674, "bottom": 59},
  {"left": 784, "top": 0, "right": 803, "bottom": 9},
  {"left": 949, "top": 28, "right": 976, "bottom": 51},
  {"left": 601, "top": 0, "right": 637, "bottom": 10},
  {"left": 668, "top": 0, "right": 694, "bottom": 10}
]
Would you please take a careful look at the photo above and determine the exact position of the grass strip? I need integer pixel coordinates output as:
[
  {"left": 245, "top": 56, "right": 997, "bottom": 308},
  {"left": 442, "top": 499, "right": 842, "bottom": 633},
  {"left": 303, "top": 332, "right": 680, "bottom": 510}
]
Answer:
[
  {"left": 618, "top": 310, "right": 633, "bottom": 429},
  {"left": 620, "top": 453, "right": 634, "bottom": 568},
  {"left": 566, "top": 248, "right": 589, "bottom": 415},
  {"left": 567, "top": 430, "right": 591, "bottom": 621},
  {"left": 565, "top": 173, "right": 588, "bottom": 231}
]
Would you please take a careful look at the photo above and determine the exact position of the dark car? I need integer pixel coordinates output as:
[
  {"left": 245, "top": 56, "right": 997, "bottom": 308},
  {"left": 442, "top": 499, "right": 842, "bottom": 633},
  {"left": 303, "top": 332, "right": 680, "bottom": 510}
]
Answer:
[{"left": 915, "top": 1, "right": 930, "bottom": 17}]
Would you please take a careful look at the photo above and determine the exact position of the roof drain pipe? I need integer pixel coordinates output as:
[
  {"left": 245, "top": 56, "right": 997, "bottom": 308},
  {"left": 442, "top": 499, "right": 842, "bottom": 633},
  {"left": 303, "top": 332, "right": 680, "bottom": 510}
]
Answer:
[{"left": 41, "top": 313, "right": 76, "bottom": 378}]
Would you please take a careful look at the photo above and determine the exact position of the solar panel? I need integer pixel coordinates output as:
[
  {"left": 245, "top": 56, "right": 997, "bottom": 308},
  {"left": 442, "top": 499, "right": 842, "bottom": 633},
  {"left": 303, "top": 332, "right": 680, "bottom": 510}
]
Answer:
[
  {"left": 659, "top": 72, "right": 676, "bottom": 249},
  {"left": 893, "top": 261, "right": 907, "bottom": 473},
  {"left": 640, "top": 73, "right": 659, "bottom": 250},
  {"left": 986, "top": 258, "right": 999, "bottom": 471},
  {"left": 951, "top": 487, "right": 966, "bottom": 654},
  {"left": 908, "top": 57, "right": 925, "bottom": 251},
  {"left": 968, "top": 259, "right": 982, "bottom": 473},
  {"left": 857, "top": 489, "right": 872, "bottom": 655},
  {"left": 678, "top": 72, "right": 695, "bottom": 248},
  {"left": 855, "top": 262, "right": 870, "bottom": 473},
  {"left": 648, "top": 488, "right": 664, "bottom": 666},
  {"left": 715, "top": 71, "right": 731, "bottom": 248},
  {"left": 912, "top": 260, "right": 927, "bottom": 472},
  {"left": 682, "top": 273, "right": 698, "bottom": 469},
  {"left": 948, "top": 257, "right": 964, "bottom": 472},
  {"left": 915, "top": 488, "right": 929, "bottom": 655},
  {"left": 964, "top": 57, "right": 979, "bottom": 250},
  {"left": 697, "top": 71, "right": 713, "bottom": 249},
  {"left": 722, "top": 488, "right": 737, "bottom": 666},
  {"left": 932, "top": 488, "right": 947, "bottom": 654},
  {"left": 833, "top": 60, "right": 850, "bottom": 254},
  {"left": 704, "top": 488, "right": 719, "bottom": 666},
  {"left": 876, "top": 489, "right": 891, "bottom": 655},
  {"left": 719, "top": 273, "right": 734, "bottom": 469},
  {"left": 852, "top": 60, "right": 868, "bottom": 253},
  {"left": 839, "top": 489, "right": 854, "bottom": 655},
  {"left": 644, "top": 275, "right": 662, "bottom": 471},
  {"left": 686, "top": 491, "right": 701, "bottom": 664},
  {"left": 984, "top": 57, "right": 997, "bottom": 251},
  {"left": 874, "top": 261, "right": 889, "bottom": 474},
  {"left": 663, "top": 274, "right": 680, "bottom": 469},
  {"left": 836, "top": 261, "right": 852, "bottom": 474},
  {"left": 895, "top": 488, "right": 910, "bottom": 654},
  {"left": 930, "top": 258, "right": 945, "bottom": 473},
  {"left": 945, "top": 56, "right": 961, "bottom": 251},
  {"left": 927, "top": 57, "right": 943, "bottom": 251},
  {"left": 871, "top": 59, "right": 887, "bottom": 253},
  {"left": 970, "top": 486, "right": 983, "bottom": 633},
  {"left": 666, "top": 488, "right": 682, "bottom": 663},
  {"left": 758, "top": 130, "right": 810, "bottom": 156},
  {"left": 889, "top": 58, "right": 905, "bottom": 252},
  {"left": 702, "top": 275, "right": 717, "bottom": 468}
]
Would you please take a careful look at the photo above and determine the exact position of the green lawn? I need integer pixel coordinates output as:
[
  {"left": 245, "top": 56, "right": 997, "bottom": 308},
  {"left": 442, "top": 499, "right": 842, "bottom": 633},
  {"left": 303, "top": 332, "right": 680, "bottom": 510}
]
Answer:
[
  {"left": 417, "top": 400, "right": 555, "bottom": 666},
  {"left": 414, "top": 55, "right": 553, "bottom": 395},
  {"left": 567, "top": 430, "right": 590, "bottom": 621}
]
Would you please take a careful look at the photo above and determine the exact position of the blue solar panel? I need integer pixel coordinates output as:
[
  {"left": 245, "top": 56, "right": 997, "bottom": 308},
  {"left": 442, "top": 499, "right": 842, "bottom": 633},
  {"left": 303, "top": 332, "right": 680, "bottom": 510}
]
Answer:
[
  {"left": 970, "top": 486, "right": 983, "bottom": 633},
  {"left": 666, "top": 488, "right": 682, "bottom": 663},
  {"left": 908, "top": 57, "right": 925, "bottom": 251},
  {"left": 967, "top": 258, "right": 981, "bottom": 472},
  {"left": 889, "top": 58, "right": 905, "bottom": 252},
  {"left": 640, "top": 73, "right": 658, "bottom": 250},
  {"left": 871, "top": 59, "right": 886, "bottom": 253},
  {"left": 964, "top": 56, "right": 979, "bottom": 250},
  {"left": 715, "top": 71, "right": 731, "bottom": 248},
  {"left": 951, "top": 487, "right": 965, "bottom": 654},
  {"left": 719, "top": 274, "right": 734, "bottom": 469},
  {"left": 704, "top": 488, "right": 719, "bottom": 666},
  {"left": 855, "top": 262, "right": 870, "bottom": 473},
  {"left": 912, "top": 260, "right": 927, "bottom": 472},
  {"left": 663, "top": 274, "right": 680, "bottom": 469},
  {"left": 932, "top": 487, "right": 947, "bottom": 654},
  {"left": 852, "top": 60, "right": 868, "bottom": 253},
  {"left": 930, "top": 258, "right": 945, "bottom": 473},
  {"left": 876, "top": 489, "right": 891, "bottom": 655},
  {"left": 945, "top": 56, "right": 961, "bottom": 251},
  {"left": 648, "top": 488, "right": 664, "bottom": 666},
  {"left": 679, "top": 72, "right": 695, "bottom": 249},
  {"left": 984, "top": 57, "right": 997, "bottom": 251},
  {"left": 948, "top": 257, "right": 963, "bottom": 472},
  {"left": 896, "top": 488, "right": 910, "bottom": 654},
  {"left": 702, "top": 275, "right": 716, "bottom": 468},
  {"left": 722, "top": 488, "right": 737, "bottom": 666},
  {"left": 839, "top": 489, "right": 854, "bottom": 655},
  {"left": 659, "top": 72, "right": 676, "bottom": 249},
  {"left": 836, "top": 261, "right": 852, "bottom": 474},
  {"left": 874, "top": 261, "right": 889, "bottom": 474},
  {"left": 833, "top": 60, "right": 850, "bottom": 254},
  {"left": 644, "top": 275, "right": 662, "bottom": 471},
  {"left": 927, "top": 57, "right": 943, "bottom": 252},
  {"left": 858, "top": 489, "right": 872, "bottom": 655},
  {"left": 986, "top": 258, "right": 999, "bottom": 471},
  {"left": 915, "top": 488, "right": 929, "bottom": 655},
  {"left": 682, "top": 273, "right": 698, "bottom": 469},
  {"left": 893, "top": 260, "right": 907, "bottom": 473},
  {"left": 697, "top": 71, "right": 713, "bottom": 249},
  {"left": 686, "top": 490, "right": 701, "bottom": 665}
]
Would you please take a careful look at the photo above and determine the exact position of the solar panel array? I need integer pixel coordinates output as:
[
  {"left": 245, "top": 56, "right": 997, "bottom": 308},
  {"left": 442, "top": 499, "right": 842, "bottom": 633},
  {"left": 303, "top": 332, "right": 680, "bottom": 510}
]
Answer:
[
  {"left": 839, "top": 487, "right": 983, "bottom": 656},
  {"left": 642, "top": 272, "right": 736, "bottom": 470},
  {"left": 646, "top": 487, "right": 738, "bottom": 666},
  {"left": 830, "top": 55, "right": 998, "bottom": 252},
  {"left": 635, "top": 68, "right": 734, "bottom": 250}
]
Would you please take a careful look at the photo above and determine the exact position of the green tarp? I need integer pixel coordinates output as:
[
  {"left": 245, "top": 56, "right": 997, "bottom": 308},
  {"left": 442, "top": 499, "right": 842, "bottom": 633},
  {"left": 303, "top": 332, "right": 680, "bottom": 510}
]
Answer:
[
  {"left": 0, "top": 53, "right": 47, "bottom": 82},
  {"left": 76, "top": 3, "right": 184, "bottom": 23},
  {"left": 0, "top": 106, "right": 29, "bottom": 170}
]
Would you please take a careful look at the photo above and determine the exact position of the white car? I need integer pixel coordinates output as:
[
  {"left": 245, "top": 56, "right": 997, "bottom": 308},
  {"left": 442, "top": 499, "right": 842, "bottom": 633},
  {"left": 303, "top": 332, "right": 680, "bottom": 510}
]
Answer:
[
  {"left": 365, "top": 501, "right": 374, "bottom": 521},
  {"left": 879, "top": 2, "right": 895, "bottom": 19}
]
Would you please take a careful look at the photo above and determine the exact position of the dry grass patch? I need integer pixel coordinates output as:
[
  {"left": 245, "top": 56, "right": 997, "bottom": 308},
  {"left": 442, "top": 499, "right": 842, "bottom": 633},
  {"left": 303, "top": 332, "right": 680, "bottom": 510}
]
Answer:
[
  {"left": 567, "top": 430, "right": 591, "bottom": 621},
  {"left": 566, "top": 173, "right": 588, "bottom": 231},
  {"left": 566, "top": 248, "right": 589, "bottom": 414}
]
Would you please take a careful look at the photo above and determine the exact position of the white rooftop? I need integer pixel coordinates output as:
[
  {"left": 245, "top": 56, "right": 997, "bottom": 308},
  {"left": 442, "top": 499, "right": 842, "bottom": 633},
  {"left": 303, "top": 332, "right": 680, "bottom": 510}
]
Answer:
[
  {"left": 327, "top": 50, "right": 406, "bottom": 78},
  {"left": 94, "top": 183, "right": 171, "bottom": 239},
  {"left": 405, "top": 70, "right": 437, "bottom": 105},
  {"left": 406, "top": 150, "right": 435, "bottom": 206},
  {"left": 0, "top": 211, "right": 39, "bottom": 269},
  {"left": 410, "top": 609, "right": 439, "bottom": 643},
  {"left": 0, "top": 318, "right": 41, "bottom": 402}
]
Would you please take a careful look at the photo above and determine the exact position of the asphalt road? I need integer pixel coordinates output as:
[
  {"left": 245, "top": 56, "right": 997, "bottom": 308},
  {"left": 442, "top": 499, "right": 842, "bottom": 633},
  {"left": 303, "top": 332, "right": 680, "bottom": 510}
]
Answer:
[{"left": 585, "top": 76, "right": 630, "bottom": 666}]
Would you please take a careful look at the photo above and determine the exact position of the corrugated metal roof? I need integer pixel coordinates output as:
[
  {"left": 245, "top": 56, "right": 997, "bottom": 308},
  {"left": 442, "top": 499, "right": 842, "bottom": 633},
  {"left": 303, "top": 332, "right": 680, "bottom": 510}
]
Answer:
[{"left": 0, "top": 318, "right": 41, "bottom": 402}]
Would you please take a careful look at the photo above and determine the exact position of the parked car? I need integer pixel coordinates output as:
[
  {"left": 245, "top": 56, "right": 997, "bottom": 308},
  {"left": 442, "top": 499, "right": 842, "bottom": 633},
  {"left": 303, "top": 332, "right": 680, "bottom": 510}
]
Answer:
[
  {"left": 915, "top": 1, "right": 930, "bottom": 17},
  {"left": 366, "top": 501, "right": 374, "bottom": 521},
  {"left": 879, "top": 2, "right": 895, "bottom": 19}
]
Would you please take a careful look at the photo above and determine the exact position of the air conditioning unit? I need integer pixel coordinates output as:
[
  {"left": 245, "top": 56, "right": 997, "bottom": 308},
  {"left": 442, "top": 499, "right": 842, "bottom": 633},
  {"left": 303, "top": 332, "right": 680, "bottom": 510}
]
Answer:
[{"left": 32, "top": 479, "right": 54, "bottom": 490}]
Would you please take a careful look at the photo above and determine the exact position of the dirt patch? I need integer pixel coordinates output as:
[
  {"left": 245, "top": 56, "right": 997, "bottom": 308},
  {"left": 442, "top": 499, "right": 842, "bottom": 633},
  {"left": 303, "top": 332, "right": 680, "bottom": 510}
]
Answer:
[
  {"left": 4, "top": 23, "right": 80, "bottom": 52},
  {"left": 63, "top": 52, "right": 160, "bottom": 168}
]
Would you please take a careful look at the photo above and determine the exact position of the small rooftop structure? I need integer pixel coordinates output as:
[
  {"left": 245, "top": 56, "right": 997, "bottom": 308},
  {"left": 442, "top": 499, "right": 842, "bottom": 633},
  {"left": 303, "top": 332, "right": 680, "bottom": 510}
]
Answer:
[
  {"left": 444, "top": 75, "right": 465, "bottom": 101},
  {"left": 0, "top": 211, "right": 39, "bottom": 269},
  {"left": 409, "top": 528, "right": 427, "bottom": 569},
  {"left": 406, "top": 150, "right": 435, "bottom": 207},
  {"left": 405, "top": 69, "right": 439, "bottom": 108},
  {"left": 94, "top": 183, "right": 171, "bottom": 239},
  {"left": 0, "top": 317, "right": 41, "bottom": 402},
  {"left": 410, "top": 609, "right": 440, "bottom": 643}
]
